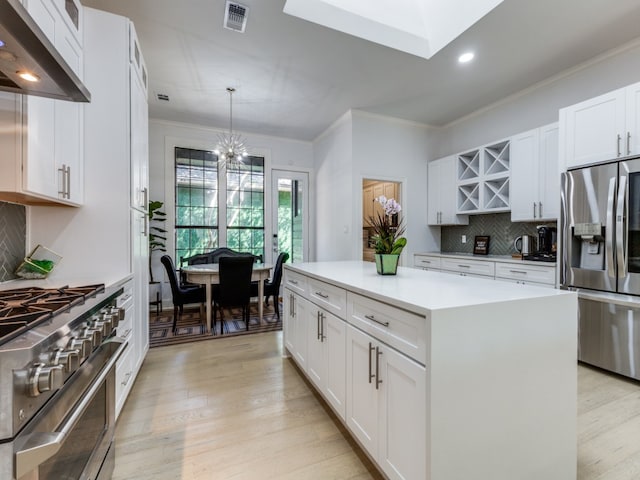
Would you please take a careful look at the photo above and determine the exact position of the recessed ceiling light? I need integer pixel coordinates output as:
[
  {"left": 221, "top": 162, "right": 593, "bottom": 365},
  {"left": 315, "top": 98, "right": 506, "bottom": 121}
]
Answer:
[
  {"left": 17, "top": 71, "right": 40, "bottom": 82},
  {"left": 458, "top": 52, "right": 475, "bottom": 63}
]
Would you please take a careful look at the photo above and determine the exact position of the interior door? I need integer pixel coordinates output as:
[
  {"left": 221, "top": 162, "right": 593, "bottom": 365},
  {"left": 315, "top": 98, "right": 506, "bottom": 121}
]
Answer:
[{"left": 271, "top": 170, "right": 309, "bottom": 263}]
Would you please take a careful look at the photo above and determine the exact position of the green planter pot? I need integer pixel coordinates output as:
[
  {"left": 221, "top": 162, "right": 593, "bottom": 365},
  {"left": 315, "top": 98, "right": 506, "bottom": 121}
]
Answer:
[{"left": 374, "top": 254, "right": 400, "bottom": 275}]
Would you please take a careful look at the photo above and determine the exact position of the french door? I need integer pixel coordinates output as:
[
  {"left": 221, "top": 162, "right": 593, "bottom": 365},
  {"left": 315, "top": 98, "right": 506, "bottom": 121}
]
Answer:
[{"left": 271, "top": 170, "right": 309, "bottom": 263}]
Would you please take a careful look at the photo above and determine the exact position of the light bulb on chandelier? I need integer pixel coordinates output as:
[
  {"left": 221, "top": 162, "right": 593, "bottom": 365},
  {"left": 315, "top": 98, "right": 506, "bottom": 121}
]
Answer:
[{"left": 214, "top": 87, "right": 249, "bottom": 168}]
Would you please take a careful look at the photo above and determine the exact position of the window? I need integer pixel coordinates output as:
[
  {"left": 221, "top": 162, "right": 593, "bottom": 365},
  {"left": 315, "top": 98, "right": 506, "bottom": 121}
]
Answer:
[
  {"left": 175, "top": 148, "right": 219, "bottom": 263},
  {"left": 226, "top": 156, "right": 265, "bottom": 260},
  {"left": 174, "top": 147, "right": 264, "bottom": 263}
]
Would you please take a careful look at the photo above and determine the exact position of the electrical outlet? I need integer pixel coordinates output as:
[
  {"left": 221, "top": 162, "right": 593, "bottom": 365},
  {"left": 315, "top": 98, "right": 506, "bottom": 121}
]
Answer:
[{"left": 461, "top": 235, "right": 467, "bottom": 243}]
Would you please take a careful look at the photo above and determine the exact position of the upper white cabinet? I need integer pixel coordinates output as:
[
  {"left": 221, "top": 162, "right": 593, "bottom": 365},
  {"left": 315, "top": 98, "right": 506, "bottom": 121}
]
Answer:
[
  {"left": 0, "top": 0, "right": 84, "bottom": 206},
  {"left": 560, "top": 82, "right": 640, "bottom": 169},
  {"left": 428, "top": 156, "right": 469, "bottom": 226},
  {"left": 456, "top": 139, "right": 510, "bottom": 214},
  {"left": 510, "top": 123, "right": 559, "bottom": 221}
]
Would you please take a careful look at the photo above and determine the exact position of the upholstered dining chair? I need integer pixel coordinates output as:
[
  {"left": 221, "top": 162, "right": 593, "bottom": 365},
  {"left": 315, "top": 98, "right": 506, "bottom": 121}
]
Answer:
[
  {"left": 212, "top": 256, "right": 254, "bottom": 335},
  {"left": 161, "top": 255, "right": 206, "bottom": 332},
  {"left": 250, "top": 252, "right": 289, "bottom": 319}
]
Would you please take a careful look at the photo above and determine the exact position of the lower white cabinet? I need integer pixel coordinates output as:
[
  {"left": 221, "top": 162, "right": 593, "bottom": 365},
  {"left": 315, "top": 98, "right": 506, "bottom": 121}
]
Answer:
[
  {"left": 413, "top": 254, "right": 441, "bottom": 271},
  {"left": 346, "top": 324, "right": 426, "bottom": 480},
  {"left": 284, "top": 288, "right": 308, "bottom": 370},
  {"left": 306, "top": 306, "right": 347, "bottom": 419}
]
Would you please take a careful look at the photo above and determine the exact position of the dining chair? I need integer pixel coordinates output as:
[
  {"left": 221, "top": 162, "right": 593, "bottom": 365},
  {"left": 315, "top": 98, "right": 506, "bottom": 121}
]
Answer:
[
  {"left": 250, "top": 252, "right": 289, "bottom": 319},
  {"left": 212, "top": 256, "right": 254, "bottom": 335},
  {"left": 161, "top": 255, "right": 206, "bottom": 332}
]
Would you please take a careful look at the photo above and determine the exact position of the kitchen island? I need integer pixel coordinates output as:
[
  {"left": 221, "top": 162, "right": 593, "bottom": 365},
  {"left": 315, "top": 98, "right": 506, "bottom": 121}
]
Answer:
[{"left": 283, "top": 260, "right": 577, "bottom": 480}]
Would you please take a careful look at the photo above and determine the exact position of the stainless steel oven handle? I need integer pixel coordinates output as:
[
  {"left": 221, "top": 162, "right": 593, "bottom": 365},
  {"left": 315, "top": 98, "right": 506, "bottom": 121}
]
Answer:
[
  {"left": 14, "top": 337, "right": 128, "bottom": 479},
  {"left": 606, "top": 177, "right": 616, "bottom": 278},
  {"left": 616, "top": 174, "right": 627, "bottom": 278}
]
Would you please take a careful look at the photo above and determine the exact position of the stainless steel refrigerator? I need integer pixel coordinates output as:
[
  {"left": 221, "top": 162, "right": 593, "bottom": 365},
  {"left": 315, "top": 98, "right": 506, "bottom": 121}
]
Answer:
[{"left": 561, "top": 156, "right": 640, "bottom": 380}]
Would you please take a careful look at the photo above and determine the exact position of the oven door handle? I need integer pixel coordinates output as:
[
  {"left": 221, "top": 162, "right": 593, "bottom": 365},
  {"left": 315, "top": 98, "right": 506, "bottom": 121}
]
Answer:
[{"left": 14, "top": 337, "right": 128, "bottom": 479}]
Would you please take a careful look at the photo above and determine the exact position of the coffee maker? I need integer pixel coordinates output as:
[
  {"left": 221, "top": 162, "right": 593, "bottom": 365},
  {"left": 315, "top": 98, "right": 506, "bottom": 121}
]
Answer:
[{"left": 527, "top": 225, "right": 557, "bottom": 261}]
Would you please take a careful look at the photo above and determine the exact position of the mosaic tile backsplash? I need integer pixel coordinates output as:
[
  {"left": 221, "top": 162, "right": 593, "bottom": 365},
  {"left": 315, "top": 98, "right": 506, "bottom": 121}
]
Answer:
[
  {"left": 0, "top": 202, "right": 26, "bottom": 282},
  {"left": 441, "top": 212, "right": 556, "bottom": 255}
]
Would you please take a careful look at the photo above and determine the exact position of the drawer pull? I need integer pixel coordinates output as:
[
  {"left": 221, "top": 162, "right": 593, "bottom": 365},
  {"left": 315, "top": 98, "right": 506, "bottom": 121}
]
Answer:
[
  {"left": 509, "top": 270, "right": 528, "bottom": 275},
  {"left": 365, "top": 314, "right": 389, "bottom": 327},
  {"left": 121, "top": 328, "right": 132, "bottom": 339},
  {"left": 421, "top": 260, "right": 431, "bottom": 264},
  {"left": 121, "top": 371, "right": 132, "bottom": 386},
  {"left": 289, "top": 279, "right": 298, "bottom": 285},
  {"left": 315, "top": 291, "right": 329, "bottom": 299},
  {"left": 457, "top": 264, "right": 471, "bottom": 268}
]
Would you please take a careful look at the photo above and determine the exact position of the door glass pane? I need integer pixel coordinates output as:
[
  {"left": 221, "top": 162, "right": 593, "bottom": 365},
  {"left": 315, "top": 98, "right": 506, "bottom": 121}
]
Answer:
[{"left": 277, "top": 178, "right": 304, "bottom": 263}]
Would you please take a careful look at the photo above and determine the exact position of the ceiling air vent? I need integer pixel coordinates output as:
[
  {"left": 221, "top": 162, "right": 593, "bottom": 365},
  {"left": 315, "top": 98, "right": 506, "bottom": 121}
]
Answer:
[{"left": 224, "top": 1, "right": 248, "bottom": 33}]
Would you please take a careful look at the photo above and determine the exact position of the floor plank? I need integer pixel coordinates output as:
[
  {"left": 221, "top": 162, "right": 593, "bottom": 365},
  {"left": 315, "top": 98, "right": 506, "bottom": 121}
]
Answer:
[{"left": 113, "top": 331, "right": 640, "bottom": 479}]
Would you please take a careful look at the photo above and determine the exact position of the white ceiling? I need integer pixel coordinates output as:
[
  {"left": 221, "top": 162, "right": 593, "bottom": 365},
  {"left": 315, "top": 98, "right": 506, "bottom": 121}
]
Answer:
[{"left": 82, "top": 0, "right": 640, "bottom": 141}]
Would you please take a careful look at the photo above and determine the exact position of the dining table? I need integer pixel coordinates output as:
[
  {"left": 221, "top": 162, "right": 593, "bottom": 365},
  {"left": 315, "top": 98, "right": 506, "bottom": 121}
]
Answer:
[{"left": 182, "top": 262, "right": 273, "bottom": 333}]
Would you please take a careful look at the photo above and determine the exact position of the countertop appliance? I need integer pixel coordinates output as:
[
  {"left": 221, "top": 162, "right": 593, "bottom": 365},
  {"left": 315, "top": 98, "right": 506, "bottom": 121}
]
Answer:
[
  {"left": 523, "top": 225, "right": 557, "bottom": 262},
  {"left": 0, "top": 283, "right": 127, "bottom": 480},
  {"left": 561, "top": 156, "right": 640, "bottom": 380},
  {"left": 514, "top": 235, "right": 535, "bottom": 255}
]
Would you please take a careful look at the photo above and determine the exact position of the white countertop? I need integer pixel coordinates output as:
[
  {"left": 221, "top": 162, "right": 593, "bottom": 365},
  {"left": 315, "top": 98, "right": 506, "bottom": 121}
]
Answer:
[
  {"left": 415, "top": 251, "right": 556, "bottom": 266},
  {"left": 285, "top": 261, "right": 572, "bottom": 315},
  {"left": 0, "top": 273, "right": 133, "bottom": 291}
]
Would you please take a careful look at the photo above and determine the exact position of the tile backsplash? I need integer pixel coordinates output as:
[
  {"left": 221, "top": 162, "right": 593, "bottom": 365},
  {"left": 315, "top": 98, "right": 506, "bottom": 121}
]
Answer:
[
  {"left": 0, "top": 201, "right": 26, "bottom": 282},
  {"left": 441, "top": 212, "right": 555, "bottom": 255}
]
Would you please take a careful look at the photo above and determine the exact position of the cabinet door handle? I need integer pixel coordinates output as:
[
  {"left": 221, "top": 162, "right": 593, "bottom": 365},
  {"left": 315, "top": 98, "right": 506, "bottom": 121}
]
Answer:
[
  {"left": 533, "top": 202, "right": 536, "bottom": 219},
  {"left": 142, "top": 187, "right": 148, "bottom": 209},
  {"left": 317, "top": 311, "right": 321, "bottom": 340},
  {"left": 66, "top": 165, "right": 71, "bottom": 199},
  {"left": 617, "top": 134, "right": 622, "bottom": 157},
  {"left": 364, "top": 314, "right": 389, "bottom": 327},
  {"left": 538, "top": 202, "right": 542, "bottom": 218},
  {"left": 368, "top": 342, "right": 375, "bottom": 384},
  {"left": 375, "top": 347, "right": 383, "bottom": 390},
  {"left": 292, "top": 296, "right": 296, "bottom": 317},
  {"left": 314, "top": 291, "right": 329, "bottom": 299},
  {"left": 58, "top": 164, "right": 67, "bottom": 198},
  {"left": 320, "top": 312, "right": 326, "bottom": 342},
  {"left": 628, "top": 132, "right": 632, "bottom": 155}
]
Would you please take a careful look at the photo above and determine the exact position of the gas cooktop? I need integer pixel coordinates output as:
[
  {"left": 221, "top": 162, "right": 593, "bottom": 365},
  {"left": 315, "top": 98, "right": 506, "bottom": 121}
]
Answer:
[{"left": 0, "top": 284, "right": 105, "bottom": 345}]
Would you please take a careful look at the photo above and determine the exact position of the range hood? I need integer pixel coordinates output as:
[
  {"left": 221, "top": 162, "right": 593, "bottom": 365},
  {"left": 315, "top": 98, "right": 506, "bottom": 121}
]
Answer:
[{"left": 0, "top": 0, "right": 90, "bottom": 102}]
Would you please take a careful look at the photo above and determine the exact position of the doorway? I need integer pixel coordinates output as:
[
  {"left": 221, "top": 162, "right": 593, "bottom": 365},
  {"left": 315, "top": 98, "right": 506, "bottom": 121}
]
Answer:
[
  {"left": 271, "top": 170, "right": 309, "bottom": 264},
  {"left": 362, "top": 179, "right": 402, "bottom": 262}
]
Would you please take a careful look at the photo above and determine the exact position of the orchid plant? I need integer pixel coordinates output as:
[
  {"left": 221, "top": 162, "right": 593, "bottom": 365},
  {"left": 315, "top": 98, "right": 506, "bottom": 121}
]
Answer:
[{"left": 367, "top": 196, "right": 407, "bottom": 255}]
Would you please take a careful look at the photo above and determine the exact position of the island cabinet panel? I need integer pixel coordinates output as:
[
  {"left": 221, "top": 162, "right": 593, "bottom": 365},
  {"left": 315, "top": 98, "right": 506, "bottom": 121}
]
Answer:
[
  {"left": 346, "top": 324, "right": 427, "bottom": 480},
  {"left": 283, "top": 261, "right": 577, "bottom": 480},
  {"left": 306, "top": 307, "right": 347, "bottom": 419},
  {"left": 308, "top": 277, "right": 347, "bottom": 319}
]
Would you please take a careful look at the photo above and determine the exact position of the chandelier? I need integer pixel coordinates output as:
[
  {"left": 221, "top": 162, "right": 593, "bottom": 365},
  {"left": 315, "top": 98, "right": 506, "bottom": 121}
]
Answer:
[{"left": 214, "top": 87, "right": 249, "bottom": 168}]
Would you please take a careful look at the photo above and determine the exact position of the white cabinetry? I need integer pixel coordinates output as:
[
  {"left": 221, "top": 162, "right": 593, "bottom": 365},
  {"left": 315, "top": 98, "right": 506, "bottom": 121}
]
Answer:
[
  {"left": 346, "top": 323, "right": 426, "bottom": 480},
  {"left": 428, "top": 156, "right": 469, "bottom": 225},
  {"left": 413, "top": 253, "right": 441, "bottom": 271},
  {"left": 560, "top": 82, "right": 640, "bottom": 169},
  {"left": 0, "top": 0, "right": 84, "bottom": 206},
  {"left": 494, "top": 262, "right": 556, "bottom": 287},
  {"left": 440, "top": 256, "right": 496, "bottom": 278},
  {"left": 510, "top": 123, "right": 559, "bottom": 221},
  {"left": 84, "top": 8, "right": 149, "bottom": 418},
  {"left": 284, "top": 288, "right": 309, "bottom": 370},
  {"left": 457, "top": 139, "right": 510, "bottom": 214}
]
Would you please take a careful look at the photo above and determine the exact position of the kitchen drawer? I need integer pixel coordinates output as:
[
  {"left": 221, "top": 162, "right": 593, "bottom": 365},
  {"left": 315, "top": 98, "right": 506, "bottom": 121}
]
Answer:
[
  {"left": 347, "top": 292, "right": 427, "bottom": 365},
  {"left": 308, "top": 277, "right": 347, "bottom": 320},
  {"left": 495, "top": 262, "right": 556, "bottom": 286},
  {"left": 414, "top": 254, "right": 441, "bottom": 271},
  {"left": 440, "top": 256, "right": 495, "bottom": 277},
  {"left": 117, "top": 281, "right": 134, "bottom": 309},
  {"left": 284, "top": 270, "right": 307, "bottom": 295},
  {"left": 115, "top": 340, "right": 134, "bottom": 419}
]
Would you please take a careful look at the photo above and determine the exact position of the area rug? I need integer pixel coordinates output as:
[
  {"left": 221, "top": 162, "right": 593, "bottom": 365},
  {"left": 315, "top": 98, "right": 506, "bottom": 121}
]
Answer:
[{"left": 149, "top": 302, "right": 282, "bottom": 348}]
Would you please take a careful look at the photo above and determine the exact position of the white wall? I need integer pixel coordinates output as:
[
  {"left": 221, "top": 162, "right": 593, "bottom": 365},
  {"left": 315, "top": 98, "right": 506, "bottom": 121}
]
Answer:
[
  {"left": 149, "top": 119, "right": 314, "bottom": 293},
  {"left": 313, "top": 110, "right": 440, "bottom": 263},
  {"left": 313, "top": 112, "right": 354, "bottom": 261},
  {"left": 435, "top": 39, "right": 640, "bottom": 157}
]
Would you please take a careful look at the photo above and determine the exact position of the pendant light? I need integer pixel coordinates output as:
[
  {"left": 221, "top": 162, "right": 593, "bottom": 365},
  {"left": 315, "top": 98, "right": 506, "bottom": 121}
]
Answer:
[{"left": 214, "top": 87, "right": 249, "bottom": 169}]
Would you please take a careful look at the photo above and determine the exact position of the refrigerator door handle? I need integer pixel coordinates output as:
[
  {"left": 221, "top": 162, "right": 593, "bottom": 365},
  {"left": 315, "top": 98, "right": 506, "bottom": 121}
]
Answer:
[
  {"left": 606, "top": 177, "right": 616, "bottom": 279},
  {"left": 616, "top": 175, "right": 627, "bottom": 278}
]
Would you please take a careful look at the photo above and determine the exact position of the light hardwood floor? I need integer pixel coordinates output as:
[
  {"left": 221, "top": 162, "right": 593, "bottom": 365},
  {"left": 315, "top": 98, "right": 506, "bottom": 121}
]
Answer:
[{"left": 114, "top": 331, "right": 640, "bottom": 480}]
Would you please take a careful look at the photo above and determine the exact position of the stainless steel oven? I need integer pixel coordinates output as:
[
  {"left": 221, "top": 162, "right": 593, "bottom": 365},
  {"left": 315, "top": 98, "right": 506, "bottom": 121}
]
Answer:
[
  {"left": 13, "top": 337, "right": 126, "bottom": 480},
  {"left": 0, "top": 283, "right": 128, "bottom": 480}
]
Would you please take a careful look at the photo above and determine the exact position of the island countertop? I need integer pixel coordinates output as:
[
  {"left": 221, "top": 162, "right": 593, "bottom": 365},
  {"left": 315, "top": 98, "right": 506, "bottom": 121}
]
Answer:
[{"left": 284, "top": 260, "right": 573, "bottom": 315}]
